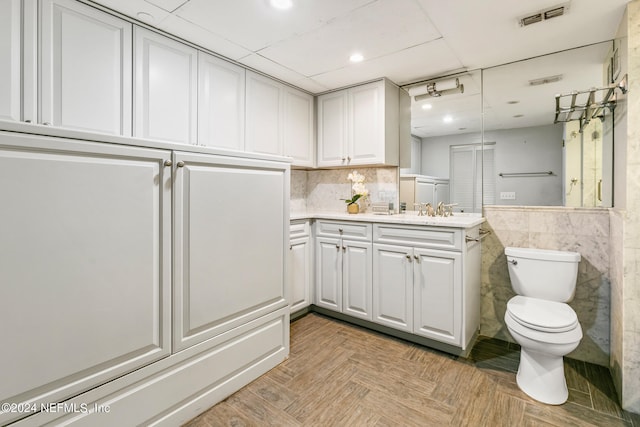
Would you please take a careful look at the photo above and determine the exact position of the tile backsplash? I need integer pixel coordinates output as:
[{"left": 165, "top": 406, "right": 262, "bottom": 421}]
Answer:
[{"left": 291, "top": 167, "right": 398, "bottom": 213}]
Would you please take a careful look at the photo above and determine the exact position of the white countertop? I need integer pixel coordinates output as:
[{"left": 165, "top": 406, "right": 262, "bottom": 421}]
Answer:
[{"left": 290, "top": 211, "right": 485, "bottom": 228}]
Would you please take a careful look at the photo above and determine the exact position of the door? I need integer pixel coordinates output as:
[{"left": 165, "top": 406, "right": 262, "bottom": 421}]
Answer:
[
  {"left": 0, "top": 0, "right": 21, "bottom": 122},
  {"left": 317, "top": 90, "right": 348, "bottom": 167},
  {"left": 197, "top": 51, "right": 245, "bottom": 150},
  {"left": 315, "top": 236, "right": 342, "bottom": 312},
  {"left": 372, "top": 244, "right": 413, "bottom": 332},
  {"left": 245, "top": 71, "right": 283, "bottom": 156},
  {"left": 172, "top": 151, "right": 287, "bottom": 352},
  {"left": 40, "top": 0, "right": 132, "bottom": 134},
  {"left": 289, "top": 236, "right": 311, "bottom": 313},
  {"left": 342, "top": 240, "right": 373, "bottom": 320},
  {"left": 349, "top": 81, "right": 383, "bottom": 165},
  {"left": 0, "top": 132, "right": 171, "bottom": 426},
  {"left": 413, "top": 248, "right": 462, "bottom": 345},
  {"left": 284, "top": 87, "right": 314, "bottom": 167},
  {"left": 134, "top": 27, "right": 197, "bottom": 144}
]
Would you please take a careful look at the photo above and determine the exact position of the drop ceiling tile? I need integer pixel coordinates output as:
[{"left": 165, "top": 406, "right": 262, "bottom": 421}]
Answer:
[
  {"left": 237, "top": 53, "right": 326, "bottom": 93},
  {"left": 94, "top": 0, "right": 171, "bottom": 24},
  {"left": 415, "top": 0, "right": 628, "bottom": 70},
  {"left": 174, "top": 0, "right": 376, "bottom": 52},
  {"left": 260, "top": 0, "right": 442, "bottom": 77},
  {"left": 311, "top": 39, "right": 463, "bottom": 91},
  {"left": 144, "top": 0, "right": 188, "bottom": 13},
  {"left": 156, "top": 14, "right": 251, "bottom": 60}
]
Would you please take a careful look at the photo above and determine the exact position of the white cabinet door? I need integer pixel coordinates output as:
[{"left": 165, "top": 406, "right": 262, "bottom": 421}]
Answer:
[
  {"left": 289, "top": 236, "right": 311, "bottom": 313},
  {"left": 315, "top": 236, "right": 342, "bottom": 312},
  {"left": 134, "top": 27, "right": 197, "bottom": 144},
  {"left": 40, "top": 0, "right": 132, "bottom": 135},
  {"left": 245, "top": 71, "right": 283, "bottom": 156},
  {"left": 0, "top": 0, "right": 21, "bottom": 122},
  {"left": 342, "top": 240, "right": 373, "bottom": 320},
  {"left": 413, "top": 248, "right": 462, "bottom": 345},
  {"left": 416, "top": 180, "right": 436, "bottom": 205},
  {"left": 372, "top": 244, "right": 413, "bottom": 332},
  {"left": 172, "top": 151, "right": 287, "bottom": 352},
  {"left": 197, "top": 52, "right": 245, "bottom": 150},
  {"left": 317, "top": 90, "right": 348, "bottom": 167},
  {"left": 0, "top": 132, "right": 171, "bottom": 426},
  {"left": 349, "top": 81, "right": 383, "bottom": 165},
  {"left": 284, "top": 86, "right": 314, "bottom": 167}
]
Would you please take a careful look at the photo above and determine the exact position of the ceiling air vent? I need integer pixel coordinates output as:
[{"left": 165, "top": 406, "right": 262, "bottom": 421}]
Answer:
[{"left": 519, "top": 3, "right": 570, "bottom": 27}]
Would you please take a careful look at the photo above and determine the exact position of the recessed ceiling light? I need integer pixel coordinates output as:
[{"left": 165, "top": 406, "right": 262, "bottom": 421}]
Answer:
[
  {"left": 270, "top": 0, "right": 293, "bottom": 10},
  {"left": 443, "top": 115, "right": 453, "bottom": 123},
  {"left": 349, "top": 53, "right": 364, "bottom": 63},
  {"left": 421, "top": 103, "right": 433, "bottom": 110}
]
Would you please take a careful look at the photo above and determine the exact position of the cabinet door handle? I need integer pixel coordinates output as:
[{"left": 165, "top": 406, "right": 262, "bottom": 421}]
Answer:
[
  {"left": 42, "top": 122, "right": 51, "bottom": 126},
  {"left": 336, "top": 244, "right": 340, "bottom": 250},
  {"left": 414, "top": 255, "right": 420, "bottom": 263},
  {"left": 289, "top": 245, "right": 293, "bottom": 250},
  {"left": 342, "top": 246, "right": 346, "bottom": 252},
  {"left": 406, "top": 254, "right": 412, "bottom": 262},
  {"left": 338, "top": 228, "right": 343, "bottom": 233},
  {"left": 347, "top": 156, "right": 351, "bottom": 162},
  {"left": 164, "top": 160, "right": 173, "bottom": 167},
  {"left": 177, "top": 161, "right": 185, "bottom": 168},
  {"left": 24, "top": 119, "right": 31, "bottom": 123}
]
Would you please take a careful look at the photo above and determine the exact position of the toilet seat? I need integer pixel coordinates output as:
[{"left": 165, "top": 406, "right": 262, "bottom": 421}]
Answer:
[{"left": 507, "top": 295, "right": 578, "bottom": 332}]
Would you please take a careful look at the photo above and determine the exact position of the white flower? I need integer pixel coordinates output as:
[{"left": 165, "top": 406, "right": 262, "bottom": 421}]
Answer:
[
  {"left": 352, "top": 182, "right": 368, "bottom": 197},
  {"left": 345, "top": 170, "right": 368, "bottom": 205}
]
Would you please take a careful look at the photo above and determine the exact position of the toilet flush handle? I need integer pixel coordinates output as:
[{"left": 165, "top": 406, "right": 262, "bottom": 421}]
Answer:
[{"left": 508, "top": 259, "right": 518, "bottom": 265}]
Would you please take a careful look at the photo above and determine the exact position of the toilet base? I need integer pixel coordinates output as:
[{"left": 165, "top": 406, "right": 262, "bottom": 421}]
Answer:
[{"left": 516, "top": 348, "right": 568, "bottom": 405}]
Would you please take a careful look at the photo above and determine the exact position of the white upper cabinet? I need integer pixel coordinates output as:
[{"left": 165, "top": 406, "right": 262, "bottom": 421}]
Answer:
[
  {"left": 245, "top": 71, "right": 283, "bottom": 156},
  {"left": 284, "top": 86, "right": 314, "bottom": 167},
  {"left": 0, "top": 0, "right": 21, "bottom": 122},
  {"left": 197, "top": 52, "right": 245, "bottom": 150},
  {"left": 317, "top": 79, "right": 400, "bottom": 168},
  {"left": 39, "top": 0, "right": 132, "bottom": 134},
  {"left": 246, "top": 71, "right": 314, "bottom": 165},
  {"left": 0, "top": 0, "right": 132, "bottom": 134},
  {"left": 134, "top": 27, "right": 197, "bottom": 144}
]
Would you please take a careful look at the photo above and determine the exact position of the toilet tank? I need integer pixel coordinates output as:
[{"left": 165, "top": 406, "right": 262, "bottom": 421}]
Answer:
[{"left": 505, "top": 247, "right": 581, "bottom": 302}]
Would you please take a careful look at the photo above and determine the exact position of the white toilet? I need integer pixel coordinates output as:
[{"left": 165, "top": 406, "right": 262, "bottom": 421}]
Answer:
[{"left": 504, "top": 247, "right": 582, "bottom": 405}]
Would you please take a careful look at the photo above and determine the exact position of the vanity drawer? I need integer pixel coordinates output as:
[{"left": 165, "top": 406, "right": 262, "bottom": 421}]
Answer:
[
  {"left": 373, "top": 224, "right": 462, "bottom": 251},
  {"left": 315, "top": 220, "right": 372, "bottom": 241},
  {"left": 290, "top": 220, "right": 310, "bottom": 238}
]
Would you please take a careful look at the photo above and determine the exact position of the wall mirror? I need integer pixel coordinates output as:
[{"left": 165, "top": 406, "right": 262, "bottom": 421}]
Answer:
[{"left": 401, "top": 40, "right": 616, "bottom": 210}]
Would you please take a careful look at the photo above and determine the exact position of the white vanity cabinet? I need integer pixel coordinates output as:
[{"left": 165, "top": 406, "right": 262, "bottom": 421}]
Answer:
[
  {"left": 1, "top": 0, "right": 133, "bottom": 134},
  {"left": 372, "top": 224, "right": 480, "bottom": 350},
  {"left": 0, "top": 131, "right": 172, "bottom": 426},
  {"left": 172, "top": 151, "right": 289, "bottom": 352},
  {"left": 289, "top": 220, "right": 312, "bottom": 314},
  {"left": 315, "top": 221, "right": 373, "bottom": 321},
  {"left": 134, "top": 27, "right": 197, "bottom": 144},
  {"left": 197, "top": 52, "right": 245, "bottom": 150},
  {"left": 317, "top": 79, "right": 400, "bottom": 167}
]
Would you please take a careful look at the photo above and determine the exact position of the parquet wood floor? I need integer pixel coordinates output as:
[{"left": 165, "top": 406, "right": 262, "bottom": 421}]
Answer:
[{"left": 184, "top": 313, "right": 640, "bottom": 427}]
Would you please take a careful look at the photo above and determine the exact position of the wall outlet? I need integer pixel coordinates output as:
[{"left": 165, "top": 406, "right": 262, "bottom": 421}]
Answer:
[{"left": 500, "top": 191, "right": 516, "bottom": 200}]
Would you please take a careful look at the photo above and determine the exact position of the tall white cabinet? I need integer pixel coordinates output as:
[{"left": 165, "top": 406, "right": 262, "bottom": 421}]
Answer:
[
  {"left": 172, "top": 151, "right": 288, "bottom": 352},
  {"left": 134, "top": 27, "right": 197, "bottom": 144},
  {"left": 0, "top": 131, "right": 172, "bottom": 426}
]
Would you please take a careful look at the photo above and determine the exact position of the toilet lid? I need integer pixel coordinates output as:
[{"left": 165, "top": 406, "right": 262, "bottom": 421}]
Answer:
[{"left": 507, "top": 296, "right": 578, "bottom": 333}]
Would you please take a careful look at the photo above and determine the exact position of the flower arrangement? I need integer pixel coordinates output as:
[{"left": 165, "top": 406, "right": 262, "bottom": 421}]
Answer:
[{"left": 345, "top": 170, "right": 368, "bottom": 206}]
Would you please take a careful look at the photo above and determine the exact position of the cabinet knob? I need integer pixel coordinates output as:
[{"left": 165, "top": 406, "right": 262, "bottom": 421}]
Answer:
[
  {"left": 342, "top": 246, "right": 346, "bottom": 252},
  {"left": 42, "top": 122, "right": 51, "bottom": 126},
  {"left": 336, "top": 244, "right": 340, "bottom": 250},
  {"left": 24, "top": 120, "right": 31, "bottom": 123},
  {"left": 289, "top": 245, "right": 293, "bottom": 250},
  {"left": 341, "top": 157, "right": 346, "bottom": 162},
  {"left": 406, "top": 254, "right": 412, "bottom": 261},
  {"left": 177, "top": 161, "right": 185, "bottom": 168},
  {"left": 338, "top": 228, "right": 343, "bottom": 233},
  {"left": 164, "top": 160, "right": 173, "bottom": 167},
  {"left": 347, "top": 156, "right": 351, "bottom": 162},
  {"left": 414, "top": 255, "right": 420, "bottom": 263}
]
